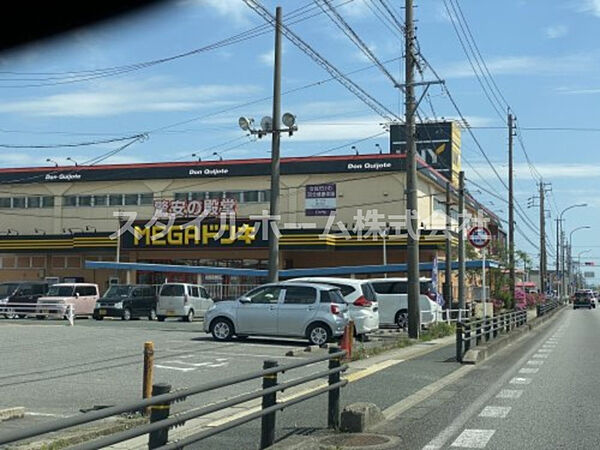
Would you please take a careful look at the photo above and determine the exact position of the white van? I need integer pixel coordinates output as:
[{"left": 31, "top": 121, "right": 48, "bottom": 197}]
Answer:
[
  {"left": 369, "top": 278, "right": 442, "bottom": 328},
  {"left": 37, "top": 283, "right": 100, "bottom": 318},
  {"left": 157, "top": 283, "right": 213, "bottom": 322}
]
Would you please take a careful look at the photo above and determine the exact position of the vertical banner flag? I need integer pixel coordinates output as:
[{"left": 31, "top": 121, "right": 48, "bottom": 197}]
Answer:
[{"left": 432, "top": 255, "right": 445, "bottom": 307}]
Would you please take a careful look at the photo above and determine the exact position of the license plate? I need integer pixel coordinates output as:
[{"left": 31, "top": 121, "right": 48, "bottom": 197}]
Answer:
[
  {"left": 167, "top": 310, "right": 176, "bottom": 316},
  {"left": 99, "top": 309, "right": 106, "bottom": 315}
]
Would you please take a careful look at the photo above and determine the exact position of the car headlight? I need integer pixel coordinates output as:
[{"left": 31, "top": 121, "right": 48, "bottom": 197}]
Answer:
[
  {"left": 114, "top": 302, "right": 123, "bottom": 309},
  {"left": 0, "top": 298, "right": 7, "bottom": 304}
]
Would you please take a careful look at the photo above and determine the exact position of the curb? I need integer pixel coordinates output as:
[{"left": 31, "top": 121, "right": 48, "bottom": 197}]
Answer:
[{"left": 462, "top": 306, "right": 566, "bottom": 364}]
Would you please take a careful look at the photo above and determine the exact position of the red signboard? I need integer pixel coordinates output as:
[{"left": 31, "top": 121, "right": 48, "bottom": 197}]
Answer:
[{"left": 468, "top": 226, "right": 491, "bottom": 249}]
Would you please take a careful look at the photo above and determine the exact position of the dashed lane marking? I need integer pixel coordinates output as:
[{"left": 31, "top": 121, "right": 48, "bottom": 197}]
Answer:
[
  {"left": 479, "top": 406, "right": 511, "bottom": 418},
  {"left": 518, "top": 367, "right": 539, "bottom": 374},
  {"left": 155, "top": 364, "right": 195, "bottom": 372},
  {"left": 509, "top": 377, "right": 532, "bottom": 385},
  {"left": 532, "top": 353, "right": 549, "bottom": 359},
  {"left": 495, "top": 389, "right": 522, "bottom": 399},
  {"left": 527, "top": 360, "right": 544, "bottom": 365},
  {"left": 450, "top": 429, "right": 496, "bottom": 448}
]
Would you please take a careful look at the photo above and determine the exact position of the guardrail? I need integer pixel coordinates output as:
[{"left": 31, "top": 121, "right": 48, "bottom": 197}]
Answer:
[
  {"left": 442, "top": 308, "right": 471, "bottom": 324},
  {"left": 0, "top": 348, "right": 347, "bottom": 449},
  {"left": 456, "top": 310, "right": 527, "bottom": 363},
  {"left": 536, "top": 299, "right": 561, "bottom": 317},
  {"left": 0, "top": 302, "right": 74, "bottom": 326}
]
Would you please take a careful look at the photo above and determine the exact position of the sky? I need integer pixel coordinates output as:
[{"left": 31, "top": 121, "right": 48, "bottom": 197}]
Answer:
[{"left": 0, "top": 0, "right": 599, "bottom": 279}]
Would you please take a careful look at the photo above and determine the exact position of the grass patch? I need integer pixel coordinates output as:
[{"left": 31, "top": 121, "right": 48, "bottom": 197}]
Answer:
[
  {"left": 420, "top": 322, "right": 456, "bottom": 342},
  {"left": 351, "top": 335, "right": 413, "bottom": 361}
]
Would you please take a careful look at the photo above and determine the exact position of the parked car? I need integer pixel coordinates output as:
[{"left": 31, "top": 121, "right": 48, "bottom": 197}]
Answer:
[
  {"left": 573, "top": 291, "right": 593, "bottom": 310},
  {"left": 0, "top": 281, "right": 49, "bottom": 318},
  {"left": 285, "top": 277, "right": 379, "bottom": 339},
  {"left": 36, "top": 283, "right": 100, "bottom": 318},
  {"left": 204, "top": 282, "right": 349, "bottom": 345},
  {"left": 93, "top": 284, "right": 157, "bottom": 320},
  {"left": 156, "top": 283, "right": 213, "bottom": 322},
  {"left": 368, "top": 277, "right": 443, "bottom": 328}
]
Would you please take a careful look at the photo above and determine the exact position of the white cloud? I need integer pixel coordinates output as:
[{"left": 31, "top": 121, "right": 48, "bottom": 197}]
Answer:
[
  {"left": 442, "top": 53, "right": 597, "bottom": 78},
  {"left": 258, "top": 45, "right": 286, "bottom": 66},
  {"left": 290, "top": 115, "right": 385, "bottom": 142},
  {"left": 544, "top": 24, "right": 569, "bottom": 39},
  {"left": 468, "top": 162, "right": 600, "bottom": 179},
  {"left": 182, "top": 0, "right": 252, "bottom": 25},
  {"left": 579, "top": 0, "right": 600, "bottom": 17},
  {"left": 0, "top": 79, "right": 261, "bottom": 117}
]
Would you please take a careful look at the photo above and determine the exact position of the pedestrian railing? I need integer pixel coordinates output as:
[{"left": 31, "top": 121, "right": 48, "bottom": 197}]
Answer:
[
  {"left": 0, "top": 348, "right": 347, "bottom": 450},
  {"left": 536, "top": 299, "right": 561, "bottom": 317},
  {"left": 442, "top": 308, "right": 471, "bottom": 324},
  {"left": 456, "top": 310, "right": 527, "bottom": 363},
  {"left": 0, "top": 302, "right": 74, "bottom": 326}
]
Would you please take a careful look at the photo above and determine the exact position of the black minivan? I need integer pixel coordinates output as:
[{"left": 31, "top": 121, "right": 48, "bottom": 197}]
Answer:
[
  {"left": 93, "top": 284, "right": 157, "bottom": 320},
  {"left": 0, "top": 281, "right": 49, "bottom": 318}
]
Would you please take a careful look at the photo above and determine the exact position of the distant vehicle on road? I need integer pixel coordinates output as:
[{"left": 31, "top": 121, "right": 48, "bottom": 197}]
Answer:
[
  {"left": 285, "top": 277, "right": 379, "bottom": 339},
  {"left": 204, "top": 282, "right": 349, "bottom": 346},
  {"left": 0, "top": 281, "right": 49, "bottom": 318},
  {"left": 157, "top": 283, "right": 213, "bottom": 322},
  {"left": 573, "top": 291, "right": 593, "bottom": 310},
  {"left": 36, "top": 283, "right": 100, "bottom": 318},
  {"left": 93, "top": 284, "right": 158, "bottom": 320},
  {"left": 368, "top": 277, "right": 442, "bottom": 328}
]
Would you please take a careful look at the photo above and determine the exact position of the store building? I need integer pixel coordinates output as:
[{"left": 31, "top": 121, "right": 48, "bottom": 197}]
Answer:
[{"left": 0, "top": 122, "right": 504, "bottom": 296}]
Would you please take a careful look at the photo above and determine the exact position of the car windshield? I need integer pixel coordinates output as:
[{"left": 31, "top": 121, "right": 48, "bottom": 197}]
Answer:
[
  {"left": 103, "top": 285, "right": 133, "bottom": 298},
  {"left": 0, "top": 283, "right": 19, "bottom": 297},
  {"left": 46, "top": 286, "right": 75, "bottom": 297}
]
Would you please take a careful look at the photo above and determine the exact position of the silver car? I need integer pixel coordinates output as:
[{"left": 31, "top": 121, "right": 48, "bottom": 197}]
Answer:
[{"left": 204, "top": 283, "right": 349, "bottom": 346}]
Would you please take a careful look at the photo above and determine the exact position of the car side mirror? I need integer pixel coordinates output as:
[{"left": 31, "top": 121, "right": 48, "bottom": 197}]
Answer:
[
  {"left": 239, "top": 297, "right": 251, "bottom": 304},
  {"left": 76, "top": 293, "right": 80, "bottom": 298}
]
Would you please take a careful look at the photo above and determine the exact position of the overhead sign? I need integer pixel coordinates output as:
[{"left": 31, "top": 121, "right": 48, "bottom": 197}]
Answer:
[
  {"left": 305, "top": 183, "right": 336, "bottom": 216},
  {"left": 468, "top": 226, "right": 491, "bottom": 249}
]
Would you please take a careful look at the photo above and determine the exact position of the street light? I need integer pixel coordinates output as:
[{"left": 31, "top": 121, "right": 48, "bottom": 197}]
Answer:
[
  {"left": 577, "top": 249, "right": 592, "bottom": 290},
  {"left": 45, "top": 158, "right": 58, "bottom": 167},
  {"left": 568, "top": 226, "right": 591, "bottom": 295},
  {"left": 557, "top": 203, "right": 587, "bottom": 299},
  {"left": 66, "top": 157, "right": 78, "bottom": 167}
]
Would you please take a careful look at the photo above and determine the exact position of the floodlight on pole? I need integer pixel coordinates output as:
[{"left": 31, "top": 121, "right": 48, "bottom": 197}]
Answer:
[
  {"left": 46, "top": 158, "right": 58, "bottom": 167},
  {"left": 238, "top": 117, "right": 253, "bottom": 131},
  {"left": 66, "top": 157, "right": 78, "bottom": 167}
]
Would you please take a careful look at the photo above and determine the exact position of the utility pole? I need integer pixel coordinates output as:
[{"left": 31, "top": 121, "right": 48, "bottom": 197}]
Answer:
[
  {"left": 555, "top": 218, "right": 560, "bottom": 298},
  {"left": 508, "top": 112, "right": 516, "bottom": 305},
  {"left": 405, "top": 0, "right": 420, "bottom": 339},
  {"left": 458, "top": 171, "right": 465, "bottom": 314},
  {"left": 267, "top": 6, "right": 282, "bottom": 283},
  {"left": 561, "top": 230, "right": 566, "bottom": 299},
  {"left": 445, "top": 181, "right": 452, "bottom": 309},
  {"left": 539, "top": 182, "right": 546, "bottom": 294}
]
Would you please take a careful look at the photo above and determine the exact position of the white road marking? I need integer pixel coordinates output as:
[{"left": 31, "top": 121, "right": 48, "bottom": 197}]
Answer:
[
  {"left": 207, "top": 363, "right": 228, "bottom": 368},
  {"left": 527, "top": 360, "right": 544, "bottom": 365},
  {"left": 496, "top": 389, "right": 522, "bottom": 399},
  {"left": 537, "top": 349, "right": 552, "bottom": 353},
  {"left": 450, "top": 429, "right": 496, "bottom": 448},
  {"left": 155, "top": 364, "right": 196, "bottom": 372},
  {"left": 519, "top": 368, "right": 539, "bottom": 374},
  {"left": 479, "top": 406, "right": 511, "bottom": 418},
  {"left": 215, "top": 358, "right": 228, "bottom": 362},
  {"left": 509, "top": 377, "right": 531, "bottom": 385},
  {"left": 532, "top": 353, "right": 549, "bottom": 359},
  {"left": 26, "top": 412, "right": 70, "bottom": 418}
]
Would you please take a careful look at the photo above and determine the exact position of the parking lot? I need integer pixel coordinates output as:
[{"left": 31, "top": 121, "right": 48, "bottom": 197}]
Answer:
[{"left": 0, "top": 316, "right": 321, "bottom": 431}]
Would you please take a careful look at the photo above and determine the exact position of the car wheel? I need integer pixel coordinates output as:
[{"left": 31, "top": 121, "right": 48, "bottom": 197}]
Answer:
[
  {"left": 148, "top": 308, "right": 157, "bottom": 321},
  {"left": 157, "top": 316, "right": 166, "bottom": 322},
  {"left": 122, "top": 308, "right": 132, "bottom": 321},
  {"left": 395, "top": 310, "right": 409, "bottom": 330},
  {"left": 184, "top": 310, "right": 194, "bottom": 322},
  {"left": 307, "top": 323, "right": 331, "bottom": 346},
  {"left": 211, "top": 318, "right": 234, "bottom": 341}
]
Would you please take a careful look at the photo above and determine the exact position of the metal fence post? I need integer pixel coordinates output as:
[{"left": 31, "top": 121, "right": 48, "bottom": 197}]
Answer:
[
  {"left": 148, "top": 383, "right": 171, "bottom": 449},
  {"left": 493, "top": 316, "right": 498, "bottom": 339},
  {"left": 260, "top": 360, "right": 278, "bottom": 449},
  {"left": 464, "top": 322, "right": 471, "bottom": 353},
  {"left": 456, "top": 322, "right": 463, "bottom": 363},
  {"left": 328, "top": 347, "right": 341, "bottom": 429}
]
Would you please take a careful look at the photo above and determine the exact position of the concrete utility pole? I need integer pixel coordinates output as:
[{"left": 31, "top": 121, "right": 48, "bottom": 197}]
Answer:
[
  {"left": 508, "top": 112, "right": 516, "bottom": 305},
  {"left": 555, "top": 218, "right": 561, "bottom": 298},
  {"left": 405, "top": 0, "right": 420, "bottom": 338},
  {"left": 561, "top": 230, "right": 566, "bottom": 299},
  {"left": 445, "top": 181, "right": 452, "bottom": 309},
  {"left": 267, "top": 6, "right": 282, "bottom": 283},
  {"left": 539, "top": 182, "right": 546, "bottom": 294},
  {"left": 458, "top": 171, "right": 465, "bottom": 313}
]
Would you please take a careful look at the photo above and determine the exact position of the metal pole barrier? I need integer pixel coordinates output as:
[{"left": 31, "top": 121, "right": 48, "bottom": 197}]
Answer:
[
  {"left": 464, "top": 323, "right": 471, "bottom": 353},
  {"left": 143, "top": 342, "right": 155, "bottom": 415},
  {"left": 67, "top": 304, "right": 74, "bottom": 326},
  {"left": 148, "top": 383, "right": 171, "bottom": 449},
  {"left": 493, "top": 316, "right": 498, "bottom": 339},
  {"left": 328, "top": 347, "right": 341, "bottom": 429},
  {"left": 260, "top": 360, "right": 278, "bottom": 449},
  {"left": 456, "top": 322, "right": 463, "bottom": 363}
]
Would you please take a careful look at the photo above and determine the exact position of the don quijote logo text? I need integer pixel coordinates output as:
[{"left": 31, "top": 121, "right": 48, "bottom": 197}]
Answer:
[
  {"left": 44, "top": 173, "right": 82, "bottom": 181},
  {"left": 346, "top": 161, "right": 392, "bottom": 171},
  {"left": 188, "top": 168, "right": 230, "bottom": 177}
]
